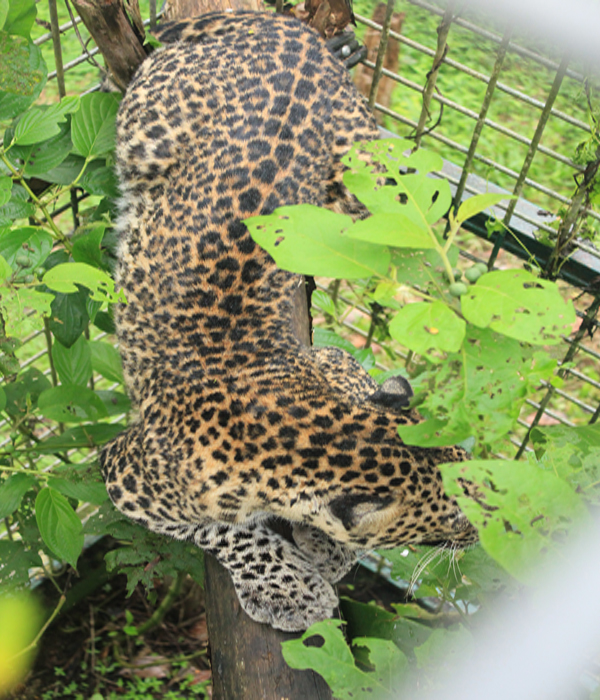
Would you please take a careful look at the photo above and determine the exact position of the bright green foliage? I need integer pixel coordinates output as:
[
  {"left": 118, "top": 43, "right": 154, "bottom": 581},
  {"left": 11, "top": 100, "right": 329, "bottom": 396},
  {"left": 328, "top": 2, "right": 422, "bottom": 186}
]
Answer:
[
  {"left": 71, "top": 92, "right": 120, "bottom": 158},
  {"left": 35, "top": 487, "right": 84, "bottom": 569},
  {"left": 52, "top": 335, "right": 93, "bottom": 387},
  {"left": 0, "top": 472, "right": 35, "bottom": 518},
  {"left": 43, "top": 262, "right": 126, "bottom": 304},
  {"left": 461, "top": 269, "right": 576, "bottom": 344},
  {"left": 247, "top": 204, "right": 390, "bottom": 278},
  {"left": 282, "top": 619, "right": 407, "bottom": 700},
  {"left": 441, "top": 459, "right": 591, "bottom": 582},
  {"left": 389, "top": 300, "right": 465, "bottom": 356}
]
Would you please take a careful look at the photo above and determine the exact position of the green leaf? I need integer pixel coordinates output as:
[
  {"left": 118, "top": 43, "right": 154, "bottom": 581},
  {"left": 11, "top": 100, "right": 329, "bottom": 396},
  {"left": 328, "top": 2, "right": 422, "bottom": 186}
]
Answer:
[
  {"left": 43, "top": 154, "right": 86, "bottom": 186},
  {"left": 0, "top": 183, "right": 35, "bottom": 225},
  {"left": 342, "top": 139, "right": 452, "bottom": 227},
  {"left": 0, "top": 472, "right": 36, "bottom": 519},
  {"left": 14, "top": 96, "right": 79, "bottom": 145},
  {"left": 391, "top": 243, "right": 458, "bottom": 292},
  {"left": 0, "top": 226, "right": 53, "bottom": 271},
  {"left": 414, "top": 626, "right": 473, "bottom": 671},
  {"left": 48, "top": 289, "right": 89, "bottom": 348},
  {"left": 0, "top": 286, "right": 54, "bottom": 336},
  {"left": 48, "top": 476, "right": 108, "bottom": 506},
  {"left": 28, "top": 423, "right": 125, "bottom": 454},
  {"left": 440, "top": 459, "right": 591, "bottom": 583},
  {"left": 35, "top": 487, "right": 83, "bottom": 569},
  {"left": 398, "top": 416, "right": 471, "bottom": 448},
  {"left": 43, "top": 262, "right": 126, "bottom": 304},
  {"left": 89, "top": 340, "right": 124, "bottom": 384},
  {"left": 71, "top": 93, "right": 120, "bottom": 158},
  {"left": 52, "top": 335, "right": 92, "bottom": 387},
  {"left": 3, "top": 0, "right": 36, "bottom": 38},
  {"left": 0, "top": 252, "right": 12, "bottom": 281},
  {"left": 455, "top": 193, "right": 515, "bottom": 224},
  {"left": 16, "top": 124, "right": 73, "bottom": 177},
  {"left": 0, "top": 39, "right": 45, "bottom": 120},
  {"left": 72, "top": 224, "right": 110, "bottom": 270},
  {"left": 0, "top": 540, "right": 42, "bottom": 589},
  {"left": 461, "top": 269, "right": 576, "bottom": 345},
  {"left": 346, "top": 212, "right": 435, "bottom": 249},
  {"left": 282, "top": 619, "right": 405, "bottom": 700},
  {"left": 0, "top": 1, "right": 8, "bottom": 31},
  {"left": 37, "top": 385, "right": 108, "bottom": 423},
  {"left": 95, "top": 390, "right": 130, "bottom": 417},
  {"left": 0, "top": 176, "right": 11, "bottom": 206},
  {"left": 247, "top": 204, "right": 390, "bottom": 279},
  {"left": 4, "top": 367, "right": 51, "bottom": 417},
  {"left": 389, "top": 301, "right": 466, "bottom": 357},
  {"left": 79, "top": 164, "right": 118, "bottom": 198}
]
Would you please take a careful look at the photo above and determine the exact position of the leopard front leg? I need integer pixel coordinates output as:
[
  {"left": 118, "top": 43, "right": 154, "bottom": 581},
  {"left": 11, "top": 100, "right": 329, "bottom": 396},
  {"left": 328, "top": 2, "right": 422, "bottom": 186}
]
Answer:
[
  {"left": 194, "top": 521, "right": 338, "bottom": 632},
  {"left": 292, "top": 523, "right": 359, "bottom": 583}
]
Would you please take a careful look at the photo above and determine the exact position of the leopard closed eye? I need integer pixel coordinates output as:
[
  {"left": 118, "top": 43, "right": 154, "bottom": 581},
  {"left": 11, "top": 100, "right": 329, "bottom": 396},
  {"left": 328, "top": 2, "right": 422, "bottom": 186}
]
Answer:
[{"left": 100, "top": 10, "right": 478, "bottom": 632}]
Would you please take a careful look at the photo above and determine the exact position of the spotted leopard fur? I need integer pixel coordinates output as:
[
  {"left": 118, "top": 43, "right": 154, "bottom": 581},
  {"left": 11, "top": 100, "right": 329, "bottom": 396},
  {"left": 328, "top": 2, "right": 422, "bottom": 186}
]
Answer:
[{"left": 101, "top": 11, "right": 477, "bottom": 632}]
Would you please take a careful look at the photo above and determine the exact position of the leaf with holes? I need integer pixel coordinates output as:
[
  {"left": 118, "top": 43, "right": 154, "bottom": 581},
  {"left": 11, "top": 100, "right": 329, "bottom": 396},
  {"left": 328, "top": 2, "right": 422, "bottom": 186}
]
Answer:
[
  {"left": 440, "top": 459, "right": 591, "bottom": 583},
  {"left": 246, "top": 204, "right": 390, "bottom": 279},
  {"left": 342, "top": 138, "right": 452, "bottom": 227},
  {"left": 37, "top": 385, "right": 108, "bottom": 423},
  {"left": 43, "top": 262, "right": 126, "bottom": 304},
  {"left": 461, "top": 269, "right": 575, "bottom": 344},
  {"left": 71, "top": 93, "right": 120, "bottom": 158},
  {"left": 35, "top": 487, "right": 83, "bottom": 569},
  {"left": 0, "top": 286, "right": 54, "bottom": 336},
  {"left": 282, "top": 619, "right": 406, "bottom": 700},
  {"left": 52, "top": 335, "right": 92, "bottom": 387},
  {"left": 389, "top": 301, "right": 465, "bottom": 357}
]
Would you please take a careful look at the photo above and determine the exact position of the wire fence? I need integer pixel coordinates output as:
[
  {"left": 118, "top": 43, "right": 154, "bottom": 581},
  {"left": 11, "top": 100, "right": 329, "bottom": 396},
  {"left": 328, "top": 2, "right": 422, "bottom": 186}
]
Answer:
[{"left": 8, "top": 0, "right": 600, "bottom": 468}]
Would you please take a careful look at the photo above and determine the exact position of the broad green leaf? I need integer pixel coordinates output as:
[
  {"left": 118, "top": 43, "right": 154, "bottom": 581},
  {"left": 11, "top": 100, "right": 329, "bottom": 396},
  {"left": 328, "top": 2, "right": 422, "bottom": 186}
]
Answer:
[
  {"left": 37, "top": 385, "right": 108, "bottom": 423},
  {"left": 71, "top": 93, "right": 120, "bottom": 158},
  {"left": 441, "top": 459, "right": 591, "bottom": 582},
  {"left": 346, "top": 212, "right": 435, "bottom": 249},
  {"left": 0, "top": 226, "right": 53, "bottom": 271},
  {"left": 0, "top": 39, "right": 45, "bottom": 120},
  {"left": 0, "top": 541, "right": 43, "bottom": 590},
  {"left": 247, "top": 204, "right": 390, "bottom": 279},
  {"left": 0, "top": 286, "right": 54, "bottom": 336},
  {"left": 72, "top": 224, "right": 109, "bottom": 270},
  {"left": 15, "top": 124, "right": 73, "bottom": 177},
  {"left": 455, "top": 193, "right": 514, "bottom": 224},
  {"left": 14, "top": 96, "right": 79, "bottom": 145},
  {"left": 311, "top": 288, "right": 336, "bottom": 316},
  {"left": 313, "top": 327, "right": 358, "bottom": 355},
  {"left": 52, "top": 335, "right": 92, "bottom": 387},
  {"left": 414, "top": 626, "right": 473, "bottom": 671},
  {"left": 461, "top": 269, "right": 575, "bottom": 344},
  {"left": 0, "top": 177, "right": 11, "bottom": 206},
  {"left": 389, "top": 301, "right": 466, "bottom": 357},
  {"left": 398, "top": 416, "right": 471, "bottom": 448},
  {"left": 27, "top": 423, "right": 125, "bottom": 454},
  {"left": 90, "top": 340, "right": 124, "bottom": 384},
  {"left": 282, "top": 619, "right": 405, "bottom": 700},
  {"left": 48, "top": 476, "right": 108, "bottom": 506},
  {"left": 0, "top": 184, "right": 34, "bottom": 225},
  {"left": 43, "top": 262, "right": 126, "bottom": 304},
  {"left": 391, "top": 242, "right": 459, "bottom": 292},
  {"left": 3, "top": 0, "right": 36, "bottom": 38},
  {"left": 79, "top": 164, "right": 118, "bottom": 198},
  {"left": 341, "top": 598, "right": 432, "bottom": 656},
  {"left": 0, "top": 253, "right": 12, "bottom": 281},
  {"left": 0, "top": 472, "right": 36, "bottom": 519},
  {"left": 3, "top": 367, "right": 51, "bottom": 417},
  {"left": 35, "top": 487, "right": 83, "bottom": 569},
  {"left": 95, "top": 390, "right": 130, "bottom": 417},
  {"left": 48, "top": 289, "right": 89, "bottom": 348},
  {"left": 342, "top": 139, "right": 452, "bottom": 227},
  {"left": 0, "top": 1, "right": 8, "bottom": 30},
  {"left": 43, "top": 154, "right": 86, "bottom": 186}
]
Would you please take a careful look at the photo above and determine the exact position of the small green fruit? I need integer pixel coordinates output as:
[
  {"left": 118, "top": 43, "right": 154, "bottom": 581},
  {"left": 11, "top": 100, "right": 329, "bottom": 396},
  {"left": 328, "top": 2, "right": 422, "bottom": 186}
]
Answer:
[
  {"left": 15, "top": 252, "right": 31, "bottom": 267},
  {"left": 464, "top": 267, "right": 482, "bottom": 283},
  {"left": 474, "top": 262, "right": 488, "bottom": 274},
  {"left": 22, "top": 274, "right": 34, "bottom": 283},
  {"left": 449, "top": 282, "right": 468, "bottom": 297}
]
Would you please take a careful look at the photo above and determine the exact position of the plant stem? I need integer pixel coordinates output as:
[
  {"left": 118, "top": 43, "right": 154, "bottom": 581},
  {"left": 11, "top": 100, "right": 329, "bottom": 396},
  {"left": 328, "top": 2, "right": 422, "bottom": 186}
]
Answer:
[
  {"left": 135, "top": 572, "right": 185, "bottom": 636},
  {"left": 10, "top": 595, "right": 66, "bottom": 660},
  {"left": 0, "top": 152, "right": 72, "bottom": 251}
]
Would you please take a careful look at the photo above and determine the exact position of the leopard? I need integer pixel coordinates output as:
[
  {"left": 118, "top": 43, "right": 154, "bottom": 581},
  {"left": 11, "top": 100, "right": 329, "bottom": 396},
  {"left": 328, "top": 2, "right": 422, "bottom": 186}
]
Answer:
[{"left": 100, "top": 10, "right": 477, "bottom": 633}]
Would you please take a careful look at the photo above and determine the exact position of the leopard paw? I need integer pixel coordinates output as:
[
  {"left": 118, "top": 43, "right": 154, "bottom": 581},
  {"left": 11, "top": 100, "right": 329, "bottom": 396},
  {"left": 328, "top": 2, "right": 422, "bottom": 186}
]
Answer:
[{"left": 292, "top": 523, "right": 358, "bottom": 583}]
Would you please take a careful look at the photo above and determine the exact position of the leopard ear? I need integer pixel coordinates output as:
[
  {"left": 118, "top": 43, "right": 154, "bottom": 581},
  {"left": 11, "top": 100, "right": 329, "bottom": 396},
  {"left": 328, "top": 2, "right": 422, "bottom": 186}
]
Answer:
[{"left": 368, "top": 375, "right": 413, "bottom": 410}]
